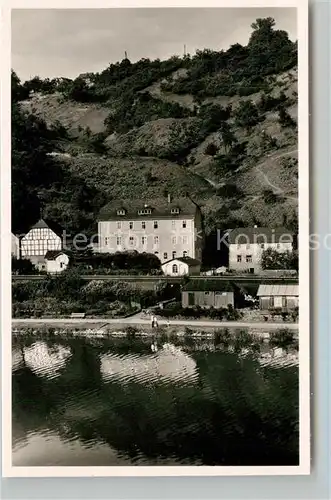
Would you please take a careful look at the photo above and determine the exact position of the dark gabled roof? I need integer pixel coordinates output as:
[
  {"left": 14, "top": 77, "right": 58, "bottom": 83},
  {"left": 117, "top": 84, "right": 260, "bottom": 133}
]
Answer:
[
  {"left": 45, "top": 250, "right": 68, "bottom": 261},
  {"left": 30, "top": 219, "right": 64, "bottom": 237},
  {"left": 228, "top": 227, "right": 294, "bottom": 244},
  {"left": 182, "top": 280, "right": 237, "bottom": 292},
  {"left": 98, "top": 197, "right": 199, "bottom": 221},
  {"left": 162, "top": 257, "right": 201, "bottom": 267}
]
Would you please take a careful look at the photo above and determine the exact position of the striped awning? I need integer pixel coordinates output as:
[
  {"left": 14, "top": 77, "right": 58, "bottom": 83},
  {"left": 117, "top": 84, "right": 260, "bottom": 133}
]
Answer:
[{"left": 257, "top": 284, "right": 299, "bottom": 296}]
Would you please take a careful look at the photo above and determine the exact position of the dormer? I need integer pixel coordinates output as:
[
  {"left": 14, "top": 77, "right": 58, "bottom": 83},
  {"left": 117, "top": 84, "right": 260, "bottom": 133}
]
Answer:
[
  {"left": 171, "top": 207, "right": 180, "bottom": 215},
  {"left": 138, "top": 204, "right": 152, "bottom": 216},
  {"left": 117, "top": 209, "right": 126, "bottom": 216}
]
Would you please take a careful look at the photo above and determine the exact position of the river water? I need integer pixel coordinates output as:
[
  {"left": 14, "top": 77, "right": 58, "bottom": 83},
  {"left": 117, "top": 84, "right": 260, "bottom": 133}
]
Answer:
[{"left": 12, "top": 331, "right": 299, "bottom": 466}]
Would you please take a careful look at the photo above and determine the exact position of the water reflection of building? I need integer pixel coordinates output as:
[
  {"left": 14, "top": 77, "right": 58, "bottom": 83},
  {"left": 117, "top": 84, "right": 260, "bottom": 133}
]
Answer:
[
  {"left": 100, "top": 345, "right": 197, "bottom": 384},
  {"left": 23, "top": 341, "right": 72, "bottom": 378}
]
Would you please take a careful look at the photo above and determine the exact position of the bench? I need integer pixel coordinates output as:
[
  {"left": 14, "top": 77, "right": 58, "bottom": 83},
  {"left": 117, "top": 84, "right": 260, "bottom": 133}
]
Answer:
[{"left": 70, "top": 312, "right": 86, "bottom": 319}]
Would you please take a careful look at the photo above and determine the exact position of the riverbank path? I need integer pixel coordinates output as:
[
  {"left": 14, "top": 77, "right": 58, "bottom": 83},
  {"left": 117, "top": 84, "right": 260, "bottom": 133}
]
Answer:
[{"left": 12, "top": 318, "right": 298, "bottom": 330}]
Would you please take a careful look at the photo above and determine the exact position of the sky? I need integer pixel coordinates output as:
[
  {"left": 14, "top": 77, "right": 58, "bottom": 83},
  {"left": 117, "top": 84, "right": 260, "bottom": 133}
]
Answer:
[{"left": 11, "top": 8, "right": 297, "bottom": 82}]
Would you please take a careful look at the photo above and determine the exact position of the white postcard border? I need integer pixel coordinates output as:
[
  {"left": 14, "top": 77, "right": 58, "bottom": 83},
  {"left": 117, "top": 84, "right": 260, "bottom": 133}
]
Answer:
[{"left": 1, "top": 0, "right": 310, "bottom": 477}]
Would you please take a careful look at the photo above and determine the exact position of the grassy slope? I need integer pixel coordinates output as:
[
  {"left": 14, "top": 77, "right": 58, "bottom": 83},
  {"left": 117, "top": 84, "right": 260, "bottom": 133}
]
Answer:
[{"left": 18, "top": 68, "right": 298, "bottom": 232}]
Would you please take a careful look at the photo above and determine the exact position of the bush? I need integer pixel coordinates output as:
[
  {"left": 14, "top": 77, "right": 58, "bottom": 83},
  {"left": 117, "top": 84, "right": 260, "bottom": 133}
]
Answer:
[
  {"left": 234, "top": 101, "right": 261, "bottom": 130},
  {"left": 278, "top": 106, "right": 296, "bottom": 128},
  {"left": 263, "top": 189, "right": 278, "bottom": 204},
  {"left": 269, "top": 329, "right": 295, "bottom": 349},
  {"left": 204, "top": 143, "right": 219, "bottom": 156}
]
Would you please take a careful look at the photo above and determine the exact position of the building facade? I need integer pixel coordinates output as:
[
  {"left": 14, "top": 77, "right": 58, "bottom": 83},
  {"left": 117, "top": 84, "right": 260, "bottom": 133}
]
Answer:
[
  {"left": 21, "top": 219, "right": 63, "bottom": 268},
  {"left": 98, "top": 196, "right": 203, "bottom": 263},
  {"left": 257, "top": 284, "right": 299, "bottom": 311},
  {"left": 45, "top": 250, "right": 70, "bottom": 274},
  {"left": 11, "top": 233, "right": 20, "bottom": 259},
  {"left": 228, "top": 227, "right": 294, "bottom": 273},
  {"left": 181, "top": 280, "right": 236, "bottom": 309},
  {"left": 161, "top": 257, "right": 201, "bottom": 276}
]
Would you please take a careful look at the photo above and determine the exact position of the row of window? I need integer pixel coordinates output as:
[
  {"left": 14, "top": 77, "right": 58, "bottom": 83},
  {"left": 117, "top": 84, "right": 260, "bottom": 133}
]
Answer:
[
  {"left": 117, "top": 208, "right": 181, "bottom": 216},
  {"left": 24, "top": 232, "right": 59, "bottom": 240},
  {"left": 114, "top": 220, "right": 188, "bottom": 230},
  {"left": 159, "top": 251, "right": 188, "bottom": 261},
  {"left": 237, "top": 255, "right": 252, "bottom": 263},
  {"left": 21, "top": 249, "right": 46, "bottom": 256},
  {"left": 105, "top": 235, "right": 189, "bottom": 246},
  {"left": 235, "top": 243, "right": 282, "bottom": 250},
  {"left": 267, "top": 297, "right": 288, "bottom": 307},
  {"left": 22, "top": 243, "right": 60, "bottom": 248}
]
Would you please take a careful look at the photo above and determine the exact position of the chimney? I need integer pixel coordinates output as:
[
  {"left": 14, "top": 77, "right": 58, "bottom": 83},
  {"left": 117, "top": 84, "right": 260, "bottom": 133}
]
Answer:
[{"left": 167, "top": 193, "right": 171, "bottom": 204}]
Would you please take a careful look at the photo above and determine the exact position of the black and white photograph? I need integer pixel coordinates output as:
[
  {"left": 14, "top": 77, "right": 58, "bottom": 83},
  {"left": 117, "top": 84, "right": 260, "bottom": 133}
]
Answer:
[{"left": 4, "top": 2, "right": 309, "bottom": 475}]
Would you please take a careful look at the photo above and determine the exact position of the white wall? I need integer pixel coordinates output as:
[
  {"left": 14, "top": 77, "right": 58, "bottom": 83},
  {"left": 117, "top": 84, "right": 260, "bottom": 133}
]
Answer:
[
  {"left": 11, "top": 234, "right": 20, "bottom": 259},
  {"left": 229, "top": 242, "right": 293, "bottom": 272},
  {"left": 162, "top": 260, "right": 188, "bottom": 276},
  {"left": 46, "top": 254, "right": 69, "bottom": 274},
  {"left": 98, "top": 215, "right": 201, "bottom": 263},
  {"left": 21, "top": 228, "right": 62, "bottom": 258}
]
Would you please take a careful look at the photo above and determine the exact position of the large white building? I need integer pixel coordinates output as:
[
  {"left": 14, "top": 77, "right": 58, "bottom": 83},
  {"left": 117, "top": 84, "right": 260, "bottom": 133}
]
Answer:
[
  {"left": 228, "top": 227, "right": 294, "bottom": 273},
  {"left": 21, "top": 219, "right": 64, "bottom": 269},
  {"left": 98, "top": 196, "right": 203, "bottom": 263}
]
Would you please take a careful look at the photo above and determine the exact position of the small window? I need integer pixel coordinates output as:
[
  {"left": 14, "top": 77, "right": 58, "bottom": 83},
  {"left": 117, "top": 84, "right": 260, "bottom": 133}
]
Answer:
[
  {"left": 154, "top": 221, "right": 158, "bottom": 229},
  {"left": 138, "top": 208, "right": 152, "bottom": 215},
  {"left": 277, "top": 243, "right": 280, "bottom": 249},
  {"left": 154, "top": 236, "right": 159, "bottom": 246},
  {"left": 129, "top": 236, "right": 134, "bottom": 246},
  {"left": 171, "top": 208, "right": 180, "bottom": 215},
  {"left": 117, "top": 209, "right": 126, "bottom": 216},
  {"left": 172, "top": 236, "right": 176, "bottom": 245},
  {"left": 117, "top": 221, "right": 122, "bottom": 229},
  {"left": 204, "top": 291, "right": 210, "bottom": 295},
  {"left": 237, "top": 255, "right": 242, "bottom": 263},
  {"left": 129, "top": 222, "right": 133, "bottom": 230},
  {"left": 183, "top": 251, "right": 188, "bottom": 257},
  {"left": 269, "top": 297, "right": 274, "bottom": 307},
  {"left": 260, "top": 243, "right": 265, "bottom": 249},
  {"left": 172, "top": 251, "right": 176, "bottom": 259},
  {"left": 172, "top": 220, "right": 176, "bottom": 228},
  {"left": 60, "top": 262, "right": 65, "bottom": 269},
  {"left": 142, "top": 236, "right": 147, "bottom": 245},
  {"left": 182, "top": 220, "right": 187, "bottom": 228},
  {"left": 163, "top": 252, "right": 168, "bottom": 260},
  {"left": 142, "top": 221, "right": 146, "bottom": 229},
  {"left": 155, "top": 251, "right": 159, "bottom": 256},
  {"left": 246, "top": 255, "right": 252, "bottom": 263},
  {"left": 172, "top": 264, "right": 178, "bottom": 274},
  {"left": 117, "top": 236, "right": 122, "bottom": 246},
  {"left": 105, "top": 237, "right": 110, "bottom": 246}
]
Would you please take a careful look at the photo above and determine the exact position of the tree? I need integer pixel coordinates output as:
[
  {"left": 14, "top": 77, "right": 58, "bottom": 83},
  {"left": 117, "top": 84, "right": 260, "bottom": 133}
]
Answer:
[
  {"left": 278, "top": 106, "right": 297, "bottom": 128},
  {"left": 204, "top": 143, "right": 218, "bottom": 156},
  {"left": 263, "top": 189, "right": 278, "bottom": 204},
  {"left": 260, "top": 248, "right": 298, "bottom": 270},
  {"left": 218, "top": 122, "right": 237, "bottom": 152},
  {"left": 11, "top": 70, "right": 29, "bottom": 102},
  {"left": 234, "top": 101, "right": 261, "bottom": 131}
]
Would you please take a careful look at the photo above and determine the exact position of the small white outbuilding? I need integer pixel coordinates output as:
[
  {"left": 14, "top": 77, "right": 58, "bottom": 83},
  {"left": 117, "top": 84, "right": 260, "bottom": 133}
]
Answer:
[
  {"left": 44, "top": 250, "right": 70, "bottom": 274},
  {"left": 161, "top": 257, "right": 201, "bottom": 277}
]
